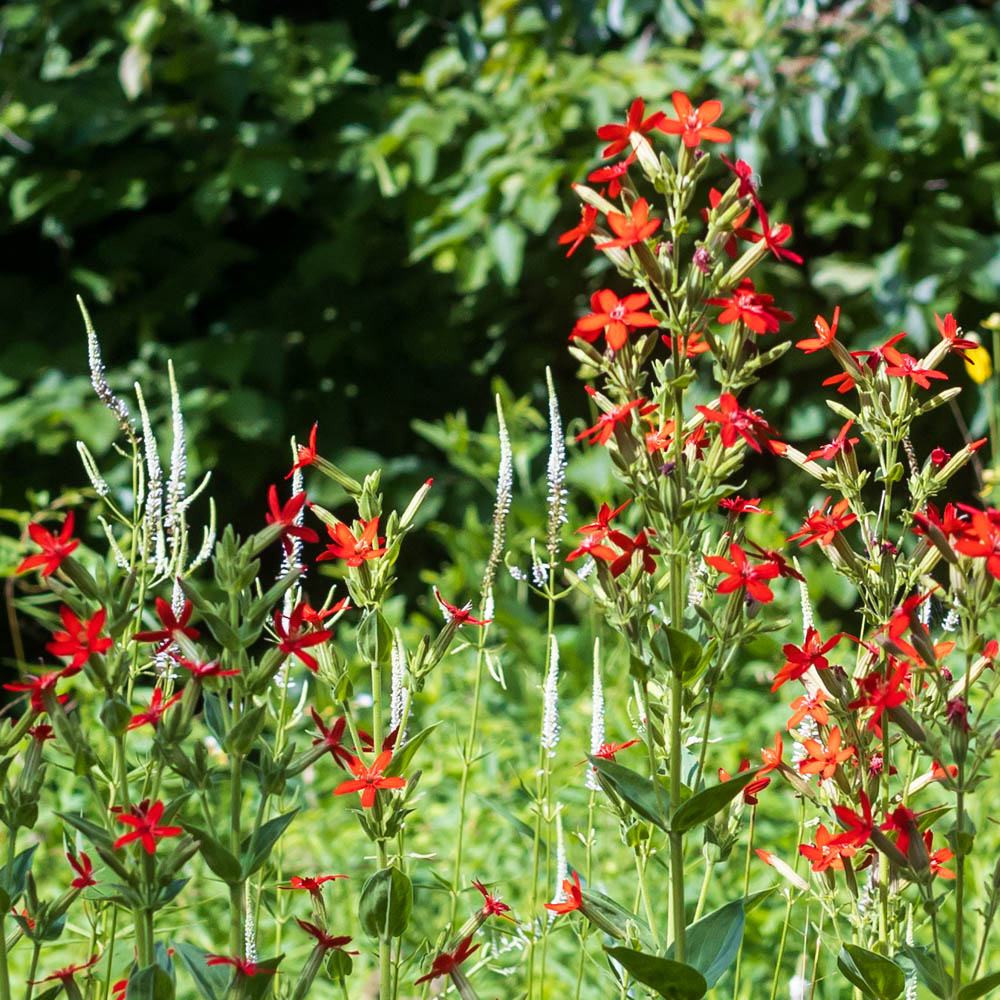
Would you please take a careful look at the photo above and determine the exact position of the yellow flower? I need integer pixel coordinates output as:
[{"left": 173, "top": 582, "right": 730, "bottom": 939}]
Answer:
[{"left": 965, "top": 344, "right": 993, "bottom": 384}]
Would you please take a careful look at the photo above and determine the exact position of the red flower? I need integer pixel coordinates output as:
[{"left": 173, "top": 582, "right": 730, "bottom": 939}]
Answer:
[
  {"left": 274, "top": 602, "right": 333, "bottom": 673},
  {"left": 67, "top": 851, "right": 96, "bottom": 889},
  {"left": 45, "top": 606, "right": 112, "bottom": 668},
  {"left": 704, "top": 543, "right": 779, "bottom": 603},
  {"left": 745, "top": 541, "right": 806, "bottom": 582},
  {"left": 848, "top": 662, "right": 910, "bottom": 732},
  {"left": 279, "top": 874, "right": 347, "bottom": 896},
  {"left": 558, "top": 204, "right": 599, "bottom": 258},
  {"left": 787, "top": 689, "right": 830, "bottom": 728},
  {"left": 719, "top": 758, "right": 770, "bottom": 805},
  {"left": 880, "top": 805, "right": 921, "bottom": 855},
  {"left": 472, "top": 879, "right": 515, "bottom": 922},
  {"left": 544, "top": 870, "right": 583, "bottom": 914},
  {"left": 588, "top": 157, "right": 634, "bottom": 198},
  {"left": 701, "top": 187, "right": 751, "bottom": 258},
  {"left": 299, "top": 598, "right": 350, "bottom": 624},
  {"left": 176, "top": 657, "right": 240, "bottom": 679},
  {"left": 595, "top": 198, "right": 661, "bottom": 250},
  {"left": 877, "top": 589, "right": 935, "bottom": 643},
  {"left": 953, "top": 508, "right": 1000, "bottom": 579},
  {"left": 695, "top": 394, "right": 780, "bottom": 454},
  {"left": 798, "top": 727, "right": 854, "bottom": 782},
  {"left": 567, "top": 501, "right": 630, "bottom": 562},
  {"left": 796, "top": 307, "right": 841, "bottom": 354},
  {"left": 930, "top": 447, "right": 950, "bottom": 468},
  {"left": 333, "top": 750, "right": 406, "bottom": 808},
  {"left": 133, "top": 597, "right": 200, "bottom": 655},
  {"left": 586, "top": 739, "right": 641, "bottom": 764},
  {"left": 924, "top": 832, "right": 955, "bottom": 879},
  {"left": 576, "top": 394, "right": 653, "bottom": 446},
  {"left": 799, "top": 824, "right": 857, "bottom": 872},
  {"left": 264, "top": 485, "right": 319, "bottom": 556},
  {"left": 771, "top": 627, "right": 843, "bottom": 691},
  {"left": 295, "top": 919, "right": 358, "bottom": 953},
  {"left": 935, "top": 312, "right": 977, "bottom": 357},
  {"left": 317, "top": 517, "right": 386, "bottom": 567},
  {"left": 434, "top": 588, "right": 491, "bottom": 627},
  {"left": 806, "top": 420, "right": 859, "bottom": 462},
  {"left": 786, "top": 497, "right": 857, "bottom": 547},
  {"left": 3, "top": 668, "right": 76, "bottom": 714},
  {"left": 286, "top": 422, "right": 319, "bottom": 479},
  {"left": 29, "top": 954, "right": 100, "bottom": 985},
  {"left": 606, "top": 529, "right": 659, "bottom": 578},
  {"left": 737, "top": 199, "right": 803, "bottom": 264},
  {"left": 113, "top": 800, "right": 182, "bottom": 854},
  {"left": 414, "top": 934, "right": 480, "bottom": 985},
  {"left": 206, "top": 955, "right": 276, "bottom": 976},
  {"left": 719, "top": 154, "right": 758, "bottom": 198},
  {"left": 719, "top": 496, "right": 770, "bottom": 515},
  {"left": 662, "top": 330, "right": 710, "bottom": 356},
  {"left": 572, "top": 289, "right": 659, "bottom": 352},
  {"left": 596, "top": 98, "right": 665, "bottom": 157},
  {"left": 881, "top": 343, "right": 948, "bottom": 389},
  {"left": 657, "top": 91, "right": 730, "bottom": 148},
  {"left": 310, "top": 708, "right": 373, "bottom": 769},
  {"left": 705, "top": 278, "right": 792, "bottom": 334},
  {"left": 28, "top": 724, "right": 55, "bottom": 742},
  {"left": 831, "top": 791, "right": 873, "bottom": 848},
  {"left": 759, "top": 732, "right": 784, "bottom": 774},
  {"left": 17, "top": 512, "right": 80, "bottom": 577},
  {"left": 127, "top": 687, "right": 183, "bottom": 730}
]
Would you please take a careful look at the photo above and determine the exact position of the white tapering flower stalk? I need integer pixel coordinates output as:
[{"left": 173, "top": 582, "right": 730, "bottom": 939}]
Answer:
[
  {"left": 904, "top": 906, "right": 917, "bottom": 1000},
  {"left": 135, "top": 383, "right": 166, "bottom": 572},
  {"left": 545, "top": 367, "right": 568, "bottom": 561},
  {"left": 99, "top": 516, "right": 130, "bottom": 569},
  {"left": 541, "top": 634, "right": 560, "bottom": 757},
  {"left": 687, "top": 560, "right": 705, "bottom": 609},
  {"left": 245, "top": 882, "right": 257, "bottom": 964},
  {"left": 942, "top": 607, "right": 959, "bottom": 632},
  {"left": 797, "top": 569, "right": 814, "bottom": 634},
  {"left": 77, "top": 441, "right": 110, "bottom": 497},
  {"left": 482, "top": 395, "right": 513, "bottom": 599},
  {"left": 390, "top": 634, "right": 407, "bottom": 742},
  {"left": 483, "top": 587, "right": 495, "bottom": 623},
  {"left": 919, "top": 594, "right": 932, "bottom": 628},
  {"left": 530, "top": 538, "right": 550, "bottom": 590},
  {"left": 587, "top": 638, "right": 604, "bottom": 791},
  {"left": 188, "top": 500, "right": 217, "bottom": 573},
  {"left": 548, "top": 808, "right": 567, "bottom": 921},
  {"left": 165, "top": 360, "right": 187, "bottom": 545},
  {"left": 79, "top": 296, "right": 136, "bottom": 444}
]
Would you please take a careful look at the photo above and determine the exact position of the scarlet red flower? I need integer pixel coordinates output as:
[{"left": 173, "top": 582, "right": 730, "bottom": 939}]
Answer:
[
  {"left": 133, "top": 597, "right": 200, "bottom": 654},
  {"left": 310, "top": 708, "right": 373, "bottom": 769},
  {"left": 176, "top": 657, "right": 240, "bottom": 679},
  {"left": 705, "top": 543, "right": 779, "bottom": 603},
  {"left": 127, "top": 687, "right": 183, "bottom": 730},
  {"left": 701, "top": 187, "right": 751, "bottom": 258},
  {"left": 286, "top": 422, "right": 319, "bottom": 479},
  {"left": 798, "top": 727, "right": 854, "bottom": 782},
  {"left": 771, "top": 627, "right": 843, "bottom": 691},
  {"left": 317, "top": 517, "right": 386, "bottom": 567},
  {"left": 585, "top": 739, "right": 641, "bottom": 764},
  {"left": 588, "top": 157, "right": 634, "bottom": 198},
  {"left": 4, "top": 668, "right": 76, "bottom": 714},
  {"left": 662, "top": 330, "right": 710, "bottom": 357},
  {"left": 745, "top": 542, "right": 806, "bottom": 582},
  {"left": 558, "top": 204, "right": 599, "bottom": 258},
  {"left": 206, "top": 955, "right": 276, "bottom": 976},
  {"left": 759, "top": 733, "right": 783, "bottom": 774},
  {"left": 796, "top": 307, "right": 840, "bottom": 354},
  {"left": 799, "top": 824, "right": 857, "bottom": 872},
  {"left": 28, "top": 954, "right": 100, "bottom": 984},
  {"left": 877, "top": 589, "right": 935, "bottom": 643},
  {"left": 333, "top": 750, "right": 406, "bottom": 808},
  {"left": 786, "top": 497, "right": 857, "bottom": 547},
  {"left": 572, "top": 289, "right": 659, "bottom": 352},
  {"left": 279, "top": 874, "right": 347, "bottom": 896},
  {"left": 113, "top": 799, "right": 182, "bottom": 854},
  {"left": 544, "top": 870, "right": 583, "bottom": 914},
  {"left": 880, "top": 805, "right": 921, "bottom": 855},
  {"left": 831, "top": 791, "right": 873, "bottom": 848},
  {"left": 299, "top": 598, "right": 350, "bottom": 624},
  {"left": 924, "top": 832, "right": 955, "bottom": 879},
  {"left": 719, "top": 496, "right": 770, "bottom": 515},
  {"left": 719, "top": 758, "right": 770, "bottom": 805},
  {"left": 806, "top": 421, "right": 859, "bottom": 462},
  {"left": 787, "top": 689, "right": 830, "bottom": 729},
  {"left": 737, "top": 199, "right": 802, "bottom": 264},
  {"left": 848, "top": 662, "right": 910, "bottom": 732},
  {"left": 930, "top": 447, "right": 950, "bottom": 468},
  {"left": 606, "top": 529, "right": 659, "bottom": 578},
  {"left": 67, "top": 851, "right": 96, "bottom": 889},
  {"left": 17, "top": 512, "right": 80, "bottom": 577},
  {"left": 935, "top": 312, "right": 977, "bottom": 357},
  {"left": 46, "top": 606, "right": 112, "bottom": 668},
  {"left": 705, "top": 278, "right": 792, "bottom": 334},
  {"left": 595, "top": 198, "right": 661, "bottom": 250},
  {"left": 596, "top": 98, "right": 665, "bottom": 157},
  {"left": 28, "top": 724, "right": 54, "bottom": 742},
  {"left": 472, "top": 879, "right": 515, "bottom": 921},
  {"left": 567, "top": 501, "right": 630, "bottom": 563},
  {"left": 434, "top": 588, "right": 492, "bottom": 627},
  {"left": 695, "top": 394, "right": 780, "bottom": 454},
  {"left": 264, "top": 485, "right": 319, "bottom": 555},
  {"left": 576, "top": 395, "right": 652, "bottom": 446},
  {"left": 657, "top": 91, "right": 730, "bottom": 148},
  {"left": 274, "top": 602, "right": 333, "bottom": 672},
  {"left": 881, "top": 343, "right": 948, "bottom": 389},
  {"left": 414, "top": 934, "right": 480, "bottom": 985},
  {"left": 953, "top": 508, "right": 1000, "bottom": 579},
  {"left": 295, "top": 919, "right": 358, "bottom": 953}
]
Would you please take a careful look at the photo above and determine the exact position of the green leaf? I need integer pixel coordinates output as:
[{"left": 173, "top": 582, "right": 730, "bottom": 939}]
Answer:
[
  {"left": 670, "top": 770, "right": 760, "bottom": 833},
  {"left": 897, "top": 945, "right": 951, "bottom": 998},
  {"left": 487, "top": 220, "right": 525, "bottom": 286},
  {"left": 357, "top": 610, "right": 393, "bottom": 666},
  {"left": 173, "top": 942, "right": 229, "bottom": 1000},
  {"left": 674, "top": 899, "right": 745, "bottom": 988},
  {"left": 201, "top": 694, "right": 226, "bottom": 745},
  {"left": 838, "top": 944, "right": 905, "bottom": 1000},
  {"left": 0, "top": 844, "right": 37, "bottom": 909},
  {"left": 958, "top": 972, "right": 1000, "bottom": 1000},
  {"left": 243, "top": 956, "right": 282, "bottom": 999},
  {"left": 240, "top": 810, "right": 298, "bottom": 879},
  {"left": 605, "top": 947, "right": 707, "bottom": 1000},
  {"left": 55, "top": 812, "right": 114, "bottom": 852},
  {"left": 359, "top": 866, "right": 413, "bottom": 938},
  {"left": 589, "top": 757, "right": 670, "bottom": 832},
  {"left": 382, "top": 722, "right": 440, "bottom": 777},
  {"left": 126, "top": 964, "right": 175, "bottom": 1000},
  {"left": 650, "top": 627, "right": 703, "bottom": 679},
  {"left": 224, "top": 705, "right": 267, "bottom": 756},
  {"left": 582, "top": 888, "right": 652, "bottom": 949},
  {"left": 181, "top": 823, "right": 241, "bottom": 884}
]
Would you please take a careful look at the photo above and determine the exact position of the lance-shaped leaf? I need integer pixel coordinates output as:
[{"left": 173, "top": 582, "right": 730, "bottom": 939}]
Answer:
[
  {"left": 181, "top": 822, "right": 241, "bottom": 884},
  {"left": 667, "top": 898, "right": 744, "bottom": 988},
  {"left": 173, "top": 942, "right": 228, "bottom": 1000},
  {"left": 650, "top": 627, "right": 703, "bottom": 679},
  {"left": 359, "top": 866, "right": 412, "bottom": 938},
  {"left": 382, "top": 722, "right": 440, "bottom": 777},
  {"left": 958, "top": 972, "right": 1000, "bottom": 1000},
  {"left": 838, "top": 944, "right": 905, "bottom": 1000},
  {"left": 0, "top": 844, "right": 37, "bottom": 910},
  {"left": 671, "top": 769, "right": 760, "bottom": 833},
  {"left": 605, "top": 947, "right": 707, "bottom": 1000},
  {"left": 55, "top": 812, "right": 115, "bottom": 852},
  {"left": 590, "top": 756, "right": 670, "bottom": 832},
  {"left": 240, "top": 809, "right": 298, "bottom": 879},
  {"left": 896, "top": 945, "right": 951, "bottom": 999}
]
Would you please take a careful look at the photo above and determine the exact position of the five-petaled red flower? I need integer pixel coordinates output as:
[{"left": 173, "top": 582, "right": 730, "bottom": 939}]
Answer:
[
  {"left": 274, "top": 602, "right": 333, "bottom": 673},
  {"left": 881, "top": 342, "right": 948, "bottom": 389},
  {"left": 759, "top": 732, "right": 784, "bottom": 774},
  {"left": 414, "top": 934, "right": 480, "bottom": 985},
  {"left": 176, "top": 657, "right": 240, "bottom": 679},
  {"left": 719, "top": 758, "right": 770, "bottom": 805},
  {"left": 924, "top": 832, "right": 955, "bottom": 879},
  {"left": 605, "top": 529, "right": 659, "bottom": 578},
  {"left": 264, "top": 485, "right": 319, "bottom": 556},
  {"left": 472, "top": 879, "right": 516, "bottom": 921},
  {"left": 771, "top": 627, "right": 843, "bottom": 691},
  {"left": 831, "top": 791, "right": 873, "bottom": 848},
  {"left": 572, "top": 289, "right": 659, "bottom": 352},
  {"left": 705, "top": 278, "right": 792, "bottom": 334},
  {"left": 318, "top": 517, "right": 386, "bottom": 567},
  {"left": 46, "top": 606, "right": 112, "bottom": 668},
  {"left": 719, "top": 496, "right": 770, "bottom": 515},
  {"left": 705, "top": 543, "right": 779, "bottom": 603},
  {"left": 657, "top": 91, "right": 730, "bottom": 148},
  {"left": 798, "top": 727, "right": 855, "bottom": 782},
  {"left": 581, "top": 739, "right": 641, "bottom": 765},
  {"left": 67, "top": 851, "right": 96, "bottom": 889},
  {"left": 334, "top": 751, "right": 406, "bottom": 808},
  {"left": 595, "top": 198, "right": 661, "bottom": 250},
  {"left": 4, "top": 667, "right": 76, "bottom": 714},
  {"left": 133, "top": 597, "right": 200, "bottom": 655},
  {"left": 558, "top": 204, "right": 599, "bottom": 258},
  {"left": 935, "top": 312, "right": 977, "bottom": 357},
  {"left": 434, "top": 588, "right": 492, "bottom": 627},
  {"left": 806, "top": 421, "right": 859, "bottom": 462},
  {"left": 799, "top": 824, "right": 857, "bottom": 872},
  {"left": 596, "top": 98, "right": 666, "bottom": 157},
  {"left": 286, "top": 422, "right": 319, "bottom": 479},
  {"left": 695, "top": 394, "right": 781, "bottom": 454},
  {"left": 206, "top": 955, "right": 276, "bottom": 977},
  {"left": 310, "top": 708, "right": 373, "bottom": 769},
  {"left": 588, "top": 157, "right": 633, "bottom": 198},
  {"left": 113, "top": 799, "right": 182, "bottom": 854},
  {"left": 29, "top": 954, "right": 100, "bottom": 985},
  {"left": 280, "top": 874, "right": 347, "bottom": 896},
  {"left": 737, "top": 199, "right": 803, "bottom": 264},
  {"left": 17, "top": 512, "right": 80, "bottom": 577},
  {"left": 848, "top": 662, "right": 910, "bottom": 733},
  {"left": 787, "top": 689, "right": 830, "bottom": 729},
  {"left": 127, "top": 687, "right": 183, "bottom": 730},
  {"left": 796, "top": 307, "right": 841, "bottom": 354},
  {"left": 786, "top": 497, "right": 857, "bottom": 547},
  {"left": 662, "top": 330, "right": 710, "bottom": 357},
  {"left": 567, "top": 501, "right": 630, "bottom": 562},
  {"left": 545, "top": 870, "right": 583, "bottom": 914},
  {"left": 576, "top": 395, "right": 652, "bottom": 446},
  {"left": 295, "top": 919, "right": 358, "bottom": 953}
]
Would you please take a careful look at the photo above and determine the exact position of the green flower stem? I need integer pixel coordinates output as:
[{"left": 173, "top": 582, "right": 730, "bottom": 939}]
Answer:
[
  {"left": 101, "top": 907, "right": 119, "bottom": 1000},
  {"left": 731, "top": 806, "right": 756, "bottom": 996},
  {"left": 634, "top": 847, "right": 660, "bottom": 948},
  {"left": 693, "top": 859, "right": 713, "bottom": 923},
  {"left": 0, "top": 917, "right": 9, "bottom": 1000},
  {"left": 22, "top": 940, "right": 40, "bottom": 1000},
  {"left": 229, "top": 752, "right": 243, "bottom": 958},
  {"left": 573, "top": 791, "right": 597, "bottom": 1000},
  {"left": 668, "top": 664, "right": 685, "bottom": 961},
  {"left": 767, "top": 798, "right": 806, "bottom": 1000}
]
